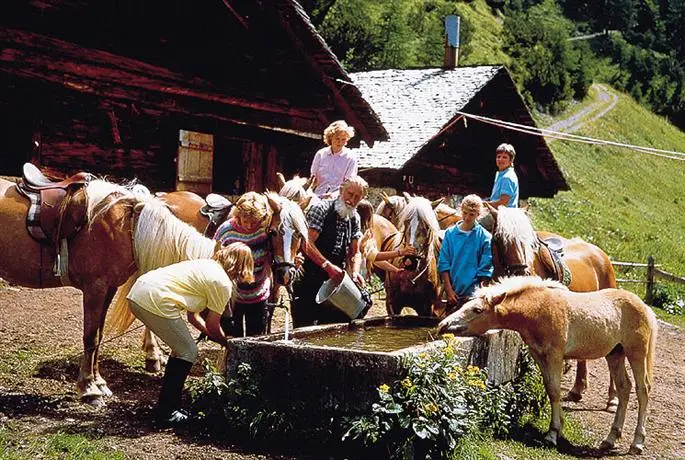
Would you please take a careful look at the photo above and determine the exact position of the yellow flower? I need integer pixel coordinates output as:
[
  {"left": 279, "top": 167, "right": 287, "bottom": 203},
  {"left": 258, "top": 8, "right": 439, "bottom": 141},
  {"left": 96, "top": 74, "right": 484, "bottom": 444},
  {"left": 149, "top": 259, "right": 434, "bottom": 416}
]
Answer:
[
  {"left": 447, "top": 371, "right": 458, "bottom": 381},
  {"left": 418, "top": 352, "right": 429, "bottom": 360},
  {"left": 401, "top": 378, "right": 412, "bottom": 388},
  {"left": 379, "top": 384, "right": 390, "bottom": 394},
  {"left": 468, "top": 378, "right": 486, "bottom": 390},
  {"left": 424, "top": 402, "right": 439, "bottom": 414},
  {"left": 442, "top": 333, "right": 455, "bottom": 341},
  {"left": 467, "top": 365, "right": 480, "bottom": 375}
]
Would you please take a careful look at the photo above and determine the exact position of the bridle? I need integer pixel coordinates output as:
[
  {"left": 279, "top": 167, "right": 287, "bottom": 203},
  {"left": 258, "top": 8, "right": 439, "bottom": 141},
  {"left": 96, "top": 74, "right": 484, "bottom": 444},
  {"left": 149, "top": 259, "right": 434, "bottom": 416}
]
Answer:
[{"left": 493, "top": 233, "right": 531, "bottom": 277}]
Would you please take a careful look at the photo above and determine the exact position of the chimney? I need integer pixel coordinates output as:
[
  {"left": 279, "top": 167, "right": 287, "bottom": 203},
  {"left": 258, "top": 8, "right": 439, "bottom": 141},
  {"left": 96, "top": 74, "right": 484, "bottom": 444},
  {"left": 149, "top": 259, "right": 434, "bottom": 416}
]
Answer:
[{"left": 443, "top": 15, "right": 460, "bottom": 69}]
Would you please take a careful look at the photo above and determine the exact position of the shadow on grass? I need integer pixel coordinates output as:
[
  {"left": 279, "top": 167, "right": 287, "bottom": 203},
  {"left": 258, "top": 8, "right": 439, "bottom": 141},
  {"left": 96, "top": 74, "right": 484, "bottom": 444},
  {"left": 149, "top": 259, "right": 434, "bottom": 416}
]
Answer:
[{"left": 508, "top": 422, "right": 624, "bottom": 458}]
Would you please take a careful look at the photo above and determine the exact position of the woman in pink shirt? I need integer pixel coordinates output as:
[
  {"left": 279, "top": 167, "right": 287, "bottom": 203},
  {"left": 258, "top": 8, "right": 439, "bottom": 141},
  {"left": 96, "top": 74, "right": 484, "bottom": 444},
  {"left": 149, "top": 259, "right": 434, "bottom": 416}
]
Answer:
[{"left": 310, "top": 120, "right": 358, "bottom": 198}]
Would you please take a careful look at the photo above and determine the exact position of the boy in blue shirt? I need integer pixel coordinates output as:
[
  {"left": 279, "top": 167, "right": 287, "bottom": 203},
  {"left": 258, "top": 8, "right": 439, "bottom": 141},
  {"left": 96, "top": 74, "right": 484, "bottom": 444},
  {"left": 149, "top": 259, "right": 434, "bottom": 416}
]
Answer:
[
  {"left": 485, "top": 143, "right": 519, "bottom": 208},
  {"left": 438, "top": 195, "right": 493, "bottom": 311}
]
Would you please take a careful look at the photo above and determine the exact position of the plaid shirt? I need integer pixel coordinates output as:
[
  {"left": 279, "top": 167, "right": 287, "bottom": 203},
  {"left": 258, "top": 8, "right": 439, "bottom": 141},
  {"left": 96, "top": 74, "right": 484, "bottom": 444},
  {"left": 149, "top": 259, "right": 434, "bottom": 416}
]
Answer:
[{"left": 307, "top": 199, "right": 362, "bottom": 260}]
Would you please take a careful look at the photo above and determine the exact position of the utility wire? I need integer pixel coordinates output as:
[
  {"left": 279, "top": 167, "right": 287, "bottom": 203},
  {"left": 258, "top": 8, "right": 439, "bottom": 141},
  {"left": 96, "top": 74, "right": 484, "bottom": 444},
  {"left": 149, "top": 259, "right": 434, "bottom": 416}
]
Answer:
[{"left": 455, "top": 111, "right": 685, "bottom": 162}]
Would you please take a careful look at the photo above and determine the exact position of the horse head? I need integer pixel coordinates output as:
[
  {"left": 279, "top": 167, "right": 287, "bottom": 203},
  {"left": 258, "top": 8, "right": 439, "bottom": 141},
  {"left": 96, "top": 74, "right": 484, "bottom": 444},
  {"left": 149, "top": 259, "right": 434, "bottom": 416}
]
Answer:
[
  {"left": 487, "top": 203, "right": 537, "bottom": 278},
  {"left": 265, "top": 192, "right": 308, "bottom": 287},
  {"left": 376, "top": 192, "right": 409, "bottom": 227},
  {"left": 395, "top": 196, "right": 441, "bottom": 284},
  {"left": 277, "top": 173, "right": 316, "bottom": 211}
]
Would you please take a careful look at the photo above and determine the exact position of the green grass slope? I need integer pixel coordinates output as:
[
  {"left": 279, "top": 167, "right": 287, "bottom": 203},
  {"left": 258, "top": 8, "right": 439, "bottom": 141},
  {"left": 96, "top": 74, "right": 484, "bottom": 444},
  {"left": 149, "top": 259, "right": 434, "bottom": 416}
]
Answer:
[
  {"left": 456, "top": 0, "right": 510, "bottom": 67},
  {"left": 529, "top": 85, "right": 685, "bottom": 287}
]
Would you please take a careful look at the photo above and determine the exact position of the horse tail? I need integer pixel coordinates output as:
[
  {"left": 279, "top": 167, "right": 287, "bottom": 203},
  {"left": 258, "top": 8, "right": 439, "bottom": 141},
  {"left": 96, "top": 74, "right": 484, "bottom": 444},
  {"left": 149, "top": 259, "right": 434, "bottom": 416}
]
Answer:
[{"left": 105, "top": 274, "right": 139, "bottom": 335}]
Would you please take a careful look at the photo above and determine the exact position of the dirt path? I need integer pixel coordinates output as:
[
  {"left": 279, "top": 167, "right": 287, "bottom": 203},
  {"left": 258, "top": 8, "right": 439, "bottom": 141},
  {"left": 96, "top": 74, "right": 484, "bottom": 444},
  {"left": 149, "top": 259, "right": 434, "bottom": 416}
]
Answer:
[
  {"left": 545, "top": 83, "right": 619, "bottom": 135},
  {"left": 0, "top": 284, "right": 683, "bottom": 459}
]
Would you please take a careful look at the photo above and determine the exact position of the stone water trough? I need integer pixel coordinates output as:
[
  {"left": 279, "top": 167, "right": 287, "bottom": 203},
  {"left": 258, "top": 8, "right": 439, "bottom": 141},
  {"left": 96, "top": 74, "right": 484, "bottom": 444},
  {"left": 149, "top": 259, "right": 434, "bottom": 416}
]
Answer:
[{"left": 225, "top": 315, "right": 522, "bottom": 416}]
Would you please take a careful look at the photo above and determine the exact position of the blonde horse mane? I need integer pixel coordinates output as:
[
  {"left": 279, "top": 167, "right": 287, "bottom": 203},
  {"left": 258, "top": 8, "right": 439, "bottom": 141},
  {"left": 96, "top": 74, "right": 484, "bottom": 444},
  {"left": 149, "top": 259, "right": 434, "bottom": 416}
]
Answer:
[
  {"left": 395, "top": 196, "right": 442, "bottom": 286},
  {"left": 375, "top": 195, "right": 407, "bottom": 220},
  {"left": 473, "top": 275, "right": 567, "bottom": 303},
  {"left": 266, "top": 191, "right": 309, "bottom": 242},
  {"left": 493, "top": 207, "right": 537, "bottom": 248},
  {"left": 105, "top": 195, "right": 216, "bottom": 335}
]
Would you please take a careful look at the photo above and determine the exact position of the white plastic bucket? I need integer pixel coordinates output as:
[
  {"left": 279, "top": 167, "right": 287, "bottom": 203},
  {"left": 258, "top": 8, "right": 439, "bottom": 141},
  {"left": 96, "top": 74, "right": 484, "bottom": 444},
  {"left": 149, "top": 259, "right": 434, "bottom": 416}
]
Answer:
[{"left": 316, "top": 272, "right": 366, "bottom": 320}]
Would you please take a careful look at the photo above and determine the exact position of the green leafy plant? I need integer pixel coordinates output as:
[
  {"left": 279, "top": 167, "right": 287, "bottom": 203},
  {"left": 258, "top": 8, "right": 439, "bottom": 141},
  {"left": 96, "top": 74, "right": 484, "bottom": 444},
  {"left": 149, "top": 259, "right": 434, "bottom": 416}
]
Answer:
[
  {"left": 342, "top": 335, "right": 546, "bottom": 459},
  {"left": 652, "top": 284, "right": 685, "bottom": 316}
]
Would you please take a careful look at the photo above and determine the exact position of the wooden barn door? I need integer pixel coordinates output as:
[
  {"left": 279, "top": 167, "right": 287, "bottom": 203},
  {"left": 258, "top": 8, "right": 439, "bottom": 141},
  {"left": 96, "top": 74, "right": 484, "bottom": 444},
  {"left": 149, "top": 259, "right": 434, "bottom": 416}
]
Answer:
[{"left": 176, "top": 130, "right": 213, "bottom": 194}]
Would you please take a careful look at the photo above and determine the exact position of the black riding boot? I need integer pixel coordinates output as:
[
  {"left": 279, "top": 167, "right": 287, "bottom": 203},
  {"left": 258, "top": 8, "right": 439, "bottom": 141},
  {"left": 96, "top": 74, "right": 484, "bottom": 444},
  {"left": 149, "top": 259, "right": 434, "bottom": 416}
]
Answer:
[{"left": 155, "top": 356, "right": 193, "bottom": 427}]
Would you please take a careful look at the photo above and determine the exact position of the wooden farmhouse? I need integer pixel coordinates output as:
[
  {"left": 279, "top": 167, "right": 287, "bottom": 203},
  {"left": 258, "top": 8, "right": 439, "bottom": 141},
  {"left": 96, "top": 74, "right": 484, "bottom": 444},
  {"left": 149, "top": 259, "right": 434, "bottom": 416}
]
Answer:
[
  {"left": 350, "top": 66, "right": 569, "bottom": 200},
  {"left": 0, "top": 0, "right": 387, "bottom": 194}
]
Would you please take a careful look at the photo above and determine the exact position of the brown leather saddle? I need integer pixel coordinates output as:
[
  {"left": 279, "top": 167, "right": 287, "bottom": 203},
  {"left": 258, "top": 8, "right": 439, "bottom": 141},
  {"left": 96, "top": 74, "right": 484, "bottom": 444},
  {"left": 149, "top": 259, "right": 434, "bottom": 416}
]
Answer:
[
  {"left": 16, "top": 163, "right": 92, "bottom": 283},
  {"left": 199, "top": 193, "right": 233, "bottom": 237},
  {"left": 537, "top": 236, "right": 572, "bottom": 285}
]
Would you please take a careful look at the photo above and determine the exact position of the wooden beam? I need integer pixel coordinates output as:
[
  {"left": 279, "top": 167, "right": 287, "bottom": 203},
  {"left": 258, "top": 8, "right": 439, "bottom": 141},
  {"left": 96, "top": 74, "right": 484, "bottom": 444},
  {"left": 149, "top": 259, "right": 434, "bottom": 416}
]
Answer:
[{"left": 0, "top": 28, "right": 326, "bottom": 131}]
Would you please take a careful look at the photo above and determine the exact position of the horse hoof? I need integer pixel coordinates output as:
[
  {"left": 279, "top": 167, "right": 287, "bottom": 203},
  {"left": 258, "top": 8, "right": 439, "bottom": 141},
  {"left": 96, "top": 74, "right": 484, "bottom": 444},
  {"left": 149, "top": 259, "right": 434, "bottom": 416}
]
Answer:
[
  {"left": 562, "top": 391, "right": 583, "bottom": 403},
  {"left": 98, "top": 384, "right": 113, "bottom": 398},
  {"left": 145, "top": 359, "right": 161, "bottom": 373},
  {"left": 628, "top": 444, "right": 644, "bottom": 455},
  {"left": 543, "top": 432, "right": 558, "bottom": 447},
  {"left": 81, "top": 394, "right": 106, "bottom": 408},
  {"left": 599, "top": 440, "right": 615, "bottom": 451},
  {"left": 605, "top": 398, "right": 619, "bottom": 413}
]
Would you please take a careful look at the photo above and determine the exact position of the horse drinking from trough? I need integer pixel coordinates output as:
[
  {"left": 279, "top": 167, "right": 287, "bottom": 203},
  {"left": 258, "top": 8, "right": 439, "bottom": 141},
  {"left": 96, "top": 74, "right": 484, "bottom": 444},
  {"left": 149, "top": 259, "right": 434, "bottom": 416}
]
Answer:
[
  {"left": 438, "top": 276, "right": 657, "bottom": 455},
  {"left": 486, "top": 204, "right": 619, "bottom": 408},
  {"left": 0, "top": 170, "right": 217, "bottom": 405}
]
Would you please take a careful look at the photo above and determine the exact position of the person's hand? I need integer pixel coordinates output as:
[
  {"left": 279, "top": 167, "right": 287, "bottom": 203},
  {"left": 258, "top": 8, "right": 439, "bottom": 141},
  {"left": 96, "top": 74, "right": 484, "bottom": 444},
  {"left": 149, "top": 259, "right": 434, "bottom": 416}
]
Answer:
[
  {"left": 352, "top": 271, "right": 365, "bottom": 287},
  {"left": 398, "top": 245, "right": 417, "bottom": 257},
  {"left": 324, "top": 262, "right": 345, "bottom": 284},
  {"left": 295, "top": 253, "right": 305, "bottom": 269},
  {"left": 446, "top": 290, "right": 459, "bottom": 306}
]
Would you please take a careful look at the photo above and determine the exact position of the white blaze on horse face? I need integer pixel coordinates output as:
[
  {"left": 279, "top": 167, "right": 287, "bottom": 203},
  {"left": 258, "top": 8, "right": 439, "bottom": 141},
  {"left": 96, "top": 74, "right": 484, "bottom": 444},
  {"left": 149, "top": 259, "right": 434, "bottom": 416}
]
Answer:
[
  {"left": 408, "top": 215, "right": 419, "bottom": 249},
  {"left": 282, "top": 225, "right": 294, "bottom": 264}
]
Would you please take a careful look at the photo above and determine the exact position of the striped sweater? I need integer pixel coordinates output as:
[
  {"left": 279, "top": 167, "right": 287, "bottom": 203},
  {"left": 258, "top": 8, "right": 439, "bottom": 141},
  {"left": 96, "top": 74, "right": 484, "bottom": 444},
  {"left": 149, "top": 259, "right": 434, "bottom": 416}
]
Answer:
[{"left": 213, "top": 218, "right": 271, "bottom": 304}]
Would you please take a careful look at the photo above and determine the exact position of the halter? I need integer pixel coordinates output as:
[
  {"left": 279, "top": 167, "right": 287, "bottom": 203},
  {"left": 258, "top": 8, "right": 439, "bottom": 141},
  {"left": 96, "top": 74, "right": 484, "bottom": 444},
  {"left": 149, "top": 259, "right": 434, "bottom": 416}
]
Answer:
[
  {"left": 493, "top": 233, "right": 531, "bottom": 276},
  {"left": 266, "top": 210, "right": 301, "bottom": 273}
]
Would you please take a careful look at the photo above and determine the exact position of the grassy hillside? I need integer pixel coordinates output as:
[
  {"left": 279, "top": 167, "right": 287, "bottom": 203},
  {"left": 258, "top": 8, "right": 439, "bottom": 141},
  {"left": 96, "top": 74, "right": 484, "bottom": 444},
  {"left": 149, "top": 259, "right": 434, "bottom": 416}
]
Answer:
[
  {"left": 455, "top": 0, "right": 510, "bottom": 67},
  {"left": 529, "top": 84, "right": 685, "bottom": 289}
]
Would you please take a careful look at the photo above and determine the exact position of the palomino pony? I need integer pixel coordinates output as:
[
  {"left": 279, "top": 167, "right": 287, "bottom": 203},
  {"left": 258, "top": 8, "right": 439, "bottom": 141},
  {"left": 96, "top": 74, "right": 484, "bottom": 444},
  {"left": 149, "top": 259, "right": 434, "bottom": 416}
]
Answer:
[
  {"left": 376, "top": 192, "right": 461, "bottom": 230},
  {"left": 108, "top": 190, "right": 309, "bottom": 369},
  {"left": 0, "top": 175, "right": 214, "bottom": 405},
  {"left": 486, "top": 204, "right": 619, "bottom": 407},
  {"left": 384, "top": 196, "right": 442, "bottom": 316},
  {"left": 438, "top": 276, "right": 657, "bottom": 455}
]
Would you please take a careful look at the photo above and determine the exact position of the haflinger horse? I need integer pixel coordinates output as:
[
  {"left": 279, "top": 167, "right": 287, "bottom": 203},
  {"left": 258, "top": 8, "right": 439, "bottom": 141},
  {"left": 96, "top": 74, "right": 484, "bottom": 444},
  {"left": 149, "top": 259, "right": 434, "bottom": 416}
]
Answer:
[
  {"left": 384, "top": 196, "right": 442, "bottom": 316},
  {"left": 376, "top": 192, "right": 461, "bottom": 230},
  {"left": 0, "top": 174, "right": 217, "bottom": 405},
  {"left": 107, "top": 189, "right": 309, "bottom": 370},
  {"left": 486, "top": 204, "right": 619, "bottom": 409},
  {"left": 437, "top": 276, "right": 657, "bottom": 455}
]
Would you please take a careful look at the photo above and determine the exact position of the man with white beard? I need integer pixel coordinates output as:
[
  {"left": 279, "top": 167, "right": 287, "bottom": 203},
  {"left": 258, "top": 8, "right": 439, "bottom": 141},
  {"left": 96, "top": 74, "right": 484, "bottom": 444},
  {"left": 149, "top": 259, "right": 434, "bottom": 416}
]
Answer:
[{"left": 292, "top": 175, "right": 367, "bottom": 327}]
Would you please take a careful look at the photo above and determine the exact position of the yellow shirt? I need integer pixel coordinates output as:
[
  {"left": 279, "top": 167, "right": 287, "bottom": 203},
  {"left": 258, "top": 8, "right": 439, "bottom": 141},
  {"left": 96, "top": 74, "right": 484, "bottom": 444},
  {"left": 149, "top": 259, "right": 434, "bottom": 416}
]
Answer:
[{"left": 127, "top": 259, "right": 232, "bottom": 319}]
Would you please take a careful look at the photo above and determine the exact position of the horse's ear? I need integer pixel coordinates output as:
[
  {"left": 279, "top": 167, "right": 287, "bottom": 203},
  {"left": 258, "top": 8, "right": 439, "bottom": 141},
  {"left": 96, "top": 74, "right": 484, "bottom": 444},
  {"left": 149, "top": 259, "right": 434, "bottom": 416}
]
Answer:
[
  {"left": 381, "top": 191, "right": 391, "bottom": 205},
  {"left": 489, "top": 293, "right": 507, "bottom": 314},
  {"left": 431, "top": 197, "right": 445, "bottom": 209},
  {"left": 300, "top": 195, "right": 312, "bottom": 210},
  {"left": 402, "top": 192, "right": 411, "bottom": 202},
  {"left": 304, "top": 176, "right": 315, "bottom": 191},
  {"left": 266, "top": 193, "right": 282, "bottom": 213},
  {"left": 276, "top": 172, "right": 286, "bottom": 190}
]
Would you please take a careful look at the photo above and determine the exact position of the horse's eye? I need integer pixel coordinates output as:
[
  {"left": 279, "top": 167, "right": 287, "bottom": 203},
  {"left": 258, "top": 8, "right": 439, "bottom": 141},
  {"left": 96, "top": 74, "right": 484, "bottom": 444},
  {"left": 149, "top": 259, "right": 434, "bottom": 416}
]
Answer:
[{"left": 473, "top": 307, "right": 483, "bottom": 315}]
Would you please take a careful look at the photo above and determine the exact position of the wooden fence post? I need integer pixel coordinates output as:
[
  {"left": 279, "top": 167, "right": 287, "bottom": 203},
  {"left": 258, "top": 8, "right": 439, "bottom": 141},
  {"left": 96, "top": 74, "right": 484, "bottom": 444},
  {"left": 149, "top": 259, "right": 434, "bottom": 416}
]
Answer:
[{"left": 645, "top": 255, "right": 655, "bottom": 305}]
